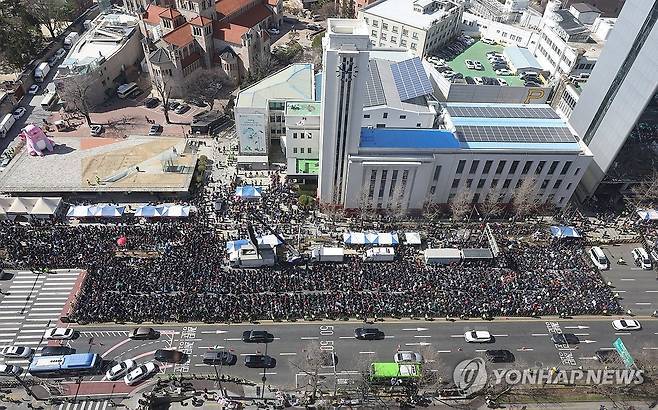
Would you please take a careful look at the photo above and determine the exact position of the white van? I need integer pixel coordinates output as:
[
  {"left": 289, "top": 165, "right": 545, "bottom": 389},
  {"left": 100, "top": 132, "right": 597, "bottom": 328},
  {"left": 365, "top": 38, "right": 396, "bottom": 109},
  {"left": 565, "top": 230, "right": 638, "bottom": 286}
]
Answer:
[
  {"left": 117, "top": 82, "right": 138, "bottom": 99},
  {"left": 631, "top": 247, "right": 652, "bottom": 270},
  {"left": 588, "top": 246, "right": 609, "bottom": 270}
]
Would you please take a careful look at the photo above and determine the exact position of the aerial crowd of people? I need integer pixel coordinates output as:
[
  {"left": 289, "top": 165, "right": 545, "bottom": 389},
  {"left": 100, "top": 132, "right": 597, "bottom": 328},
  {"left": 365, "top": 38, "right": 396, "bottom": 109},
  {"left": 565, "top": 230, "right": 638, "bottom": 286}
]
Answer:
[{"left": 0, "top": 175, "right": 623, "bottom": 323}]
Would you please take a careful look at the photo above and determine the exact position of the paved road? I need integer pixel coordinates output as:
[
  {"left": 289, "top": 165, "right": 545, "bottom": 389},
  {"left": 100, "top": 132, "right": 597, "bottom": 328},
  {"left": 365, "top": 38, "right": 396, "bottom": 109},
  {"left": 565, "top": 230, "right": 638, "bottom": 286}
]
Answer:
[
  {"left": 597, "top": 243, "right": 658, "bottom": 315},
  {"left": 0, "top": 270, "right": 82, "bottom": 374},
  {"left": 61, "top": 317, "right": 658, "bottom": 393}
]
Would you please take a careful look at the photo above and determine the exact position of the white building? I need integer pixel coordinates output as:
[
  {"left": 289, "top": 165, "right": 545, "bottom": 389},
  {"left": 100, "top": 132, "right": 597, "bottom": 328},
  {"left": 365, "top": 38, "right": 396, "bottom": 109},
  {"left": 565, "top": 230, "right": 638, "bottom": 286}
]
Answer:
[
  {"left": 358, "top": 0, "right": 463, "bottom": 57},
  {"left": 467, "top": 0, "right": 529, "bottom": 23},
  {"left": 234, "top": 63, "right": 317, "bottom": 169},
  {"left": 318, "top": 19, "right": 592, "bottom": 211},
  {"left": 461, "top": 11, "right": 538, "bottom": 48},
  {"left": 54, "top": 10, "right": 144, "bottom": 105},
  {"left": 283, "top": 100, "right": 321, "bottom": 180}
]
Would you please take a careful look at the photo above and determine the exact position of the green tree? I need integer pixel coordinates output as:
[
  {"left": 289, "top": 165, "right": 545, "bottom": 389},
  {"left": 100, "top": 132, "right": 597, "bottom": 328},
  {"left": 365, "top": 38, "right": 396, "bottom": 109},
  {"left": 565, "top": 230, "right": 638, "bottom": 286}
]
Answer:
[
  {"left": 23, "top": 0, "right": 75, "bottom": 39},
  {"left": 0, "top": 0, "right": 44, "bottom": 70},
  {"left": 298, "top": 194, "right": 315, "bottom": 210}
]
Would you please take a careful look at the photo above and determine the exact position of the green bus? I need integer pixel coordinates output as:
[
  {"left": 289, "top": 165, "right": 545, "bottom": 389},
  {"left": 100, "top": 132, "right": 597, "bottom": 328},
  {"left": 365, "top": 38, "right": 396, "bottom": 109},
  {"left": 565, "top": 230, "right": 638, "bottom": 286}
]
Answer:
[{"left": 370, "top": 362, "right": 421, "bottom": 385}]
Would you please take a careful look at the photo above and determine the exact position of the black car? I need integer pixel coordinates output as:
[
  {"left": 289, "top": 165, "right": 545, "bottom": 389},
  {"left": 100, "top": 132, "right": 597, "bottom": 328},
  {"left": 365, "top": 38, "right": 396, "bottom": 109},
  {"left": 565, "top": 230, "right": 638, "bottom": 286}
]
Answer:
[
  {"left": 595, "top": 350, "right": 618, "bottom": 364},
  {"left": 242, "top": 330, "right": 274, "bottom": 343},
  {"left": 203, "top": 351, "right": 238, "bottom": 366},
  {"left": 154, "top": 349, "right": 188, "bottom": 364},
  {"left": 485, "top": 349, "right": 515, "bottom": 363},
  {"left": 354, "top": 328, "right": 384, "bottom": 340},
  {"left": 144, "top": 97, "right": 160, "bottom": 108},
  {"left": 244, "top": 354, "right": 276, "bottom": 369},
  {"left": 129, "top": 327, "right": 159, "bottom": 340},
  {"left": 465, "top": 76, "right": 475, "bottom": 84},
  {"left": 40, "top": 346, "right": 76, "bottom": 356},
  {"left": 551, "top": 333, "right": 580, "bottom": 345}
]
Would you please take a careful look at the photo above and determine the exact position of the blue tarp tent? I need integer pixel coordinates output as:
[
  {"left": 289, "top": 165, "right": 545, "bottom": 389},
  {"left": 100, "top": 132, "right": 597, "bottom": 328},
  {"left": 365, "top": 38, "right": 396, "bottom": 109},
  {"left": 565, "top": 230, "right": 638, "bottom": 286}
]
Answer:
[
  {"left": 226, "top": 239, "right": 250, "bottom": 253},
  {"left": 343, "top": 232, "right": 400, "bottom": 245},
  {"left": 135, "top": 205, "right": 165, "bottom": 218},
  {"left": 637, "top": 209, "right": 658, "bottom": 221},
  {"left": 235, "top": 186, "right": 262, "bottom": 199},
  {"left": 92, "top": 205, "right": 125, "bottom": 218},
  {"left": 550, "top": 226, "right": 581, "bottom": 238},
  {"left": 343, "top": 232, "right": 366, "bottom": 245}
]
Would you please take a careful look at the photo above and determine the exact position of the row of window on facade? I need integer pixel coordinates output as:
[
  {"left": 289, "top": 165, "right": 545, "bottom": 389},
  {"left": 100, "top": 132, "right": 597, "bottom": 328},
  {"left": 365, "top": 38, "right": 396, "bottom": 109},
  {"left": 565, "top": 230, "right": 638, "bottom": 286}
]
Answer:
[
  {"left": 368, "top": 169, "right": 409, "bottom": 201},
  {"left": 292, "top": 147, "right": 312, "bottom": 154},
  {"left": 454, "top": 159, "right": 578, "bottom": 177},
  {"left": 365, "top": 17, "right": 421, "bottom": 40},
  {"left": 451, "top": 176, "right": 572, "bottom": 191},
  {"left": 177, "top": 0, "right": 211, "bottom": 13}
]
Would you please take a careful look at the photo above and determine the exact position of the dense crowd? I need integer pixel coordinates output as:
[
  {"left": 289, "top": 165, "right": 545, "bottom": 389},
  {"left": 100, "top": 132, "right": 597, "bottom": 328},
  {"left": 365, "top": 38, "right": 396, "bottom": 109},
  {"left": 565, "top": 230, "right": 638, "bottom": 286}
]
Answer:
[{"left": 0, "top": 177, "right": 623, "bottom": 323}]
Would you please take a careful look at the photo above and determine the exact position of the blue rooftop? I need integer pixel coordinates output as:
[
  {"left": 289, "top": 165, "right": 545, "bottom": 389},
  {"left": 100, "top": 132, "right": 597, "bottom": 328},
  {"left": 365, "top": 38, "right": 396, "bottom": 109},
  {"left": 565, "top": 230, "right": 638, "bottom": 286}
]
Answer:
[{"left": 359, "top": 128, "right": 460, "bottom": 149}]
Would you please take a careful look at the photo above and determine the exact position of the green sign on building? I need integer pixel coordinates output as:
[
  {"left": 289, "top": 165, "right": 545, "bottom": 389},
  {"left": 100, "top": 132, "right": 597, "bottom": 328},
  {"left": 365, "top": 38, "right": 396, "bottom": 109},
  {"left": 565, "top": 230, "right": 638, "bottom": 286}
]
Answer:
[{"left": 613, "top": 337, "right": 634, "bottom": 368}]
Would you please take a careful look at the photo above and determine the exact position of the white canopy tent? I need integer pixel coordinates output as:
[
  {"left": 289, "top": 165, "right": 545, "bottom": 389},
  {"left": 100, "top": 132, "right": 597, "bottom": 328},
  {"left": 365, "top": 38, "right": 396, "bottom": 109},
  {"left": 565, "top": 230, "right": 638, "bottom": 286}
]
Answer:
[
  {"left": 7, "top": 197, "right": 37, "bottom": 215},
  {"left": 135, "top": 205, "right": 166, "bottom": 218},
  {"left": 162, "top": 205, "right": 195, "bottom": 218},
  {"left": 404, "top": 232, "right": 421, "bottom": 245},
  {"left": 67, "top": 205, "right": 95, "bottom": 218},
  {"left": 93, "top": 205, "right": 125, "bottom": 218},
  {"left": 29, "top": 197, "right": 62, "bottom": 218}
]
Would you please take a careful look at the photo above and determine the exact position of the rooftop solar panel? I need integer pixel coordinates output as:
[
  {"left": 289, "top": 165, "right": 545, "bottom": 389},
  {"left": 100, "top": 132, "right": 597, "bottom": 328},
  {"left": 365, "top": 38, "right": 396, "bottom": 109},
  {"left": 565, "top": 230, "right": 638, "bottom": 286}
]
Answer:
[
  {"left": 364, "top": 60, "right": 387, "bottom": 107},
  {"left": 391, "top": 57, "right": 434, "bottom": 102},
  {"left": 446, "top": 105, "right": 560, "bottom": 119},
  {"left": 455, "top": 125, "right": 576, "bottom": 143}
]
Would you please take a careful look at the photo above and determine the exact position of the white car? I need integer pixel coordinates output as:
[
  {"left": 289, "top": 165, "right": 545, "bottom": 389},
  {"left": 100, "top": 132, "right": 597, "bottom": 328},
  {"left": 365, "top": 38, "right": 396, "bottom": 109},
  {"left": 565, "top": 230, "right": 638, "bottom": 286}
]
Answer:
[
  {"left": 473, "top": 77, "right": 483, "bottom": 85},
  {"left": 465, "top": 60, "right": 476, "bottom": 69},
  {"left": 267, "top": 28, "right": 280, "bottom": 35},
  {"left": 496, "top": 69, "right": 512, "bottom": 76},
  {"left": 28, "top": 85, "right": 40, "bottom": 95},
  {"left": 481, "top": 38, "right": 497, "bottom": 45},
  {"left": 394, "top": 351, "right": 424, "bottom": 363},
  {"left": 44, "top": 327, "right": 75, "bottom": 340},
  {"left": 12, "top": 107, "right": 26, "bottom": 120},
  {"left": 0, "top": 364, "right": 22, "bottom": 376},
  {"left": 124, "top": 362, "right": 157, "bottom": 385},
  {"left": 631, "top": 247, "right": 652, "bottom": 270},
  {"left": 464, "top": 330, "right": 492, "bottom": 343},
  {"left": 106, "top": 359, "right": 136, "bottom": 381},
  {"left": 1, "top": 346, "right": 33, "bottom": 358},
  {"left": 54, "top": 48, "right": 67, "bottom": 60},
  {"left": 612, "top": 319, "right": 641, "bottom": 331},
  {"left": 589, "top": 246, "right": 609, "bottom": 270},
  {"left": 497, "top": 78, "right": 509, "bottom": 86}
]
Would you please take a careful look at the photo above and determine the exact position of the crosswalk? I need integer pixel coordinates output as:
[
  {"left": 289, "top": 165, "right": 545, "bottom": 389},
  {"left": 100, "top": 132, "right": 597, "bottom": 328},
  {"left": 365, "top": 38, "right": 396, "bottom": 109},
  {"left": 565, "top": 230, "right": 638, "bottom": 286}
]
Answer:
[
  {"left": 0, "top": 270, "right": 81, "bottom": 369},
  {"left": 57, "top": 400, "right": 111, "bottom": 410}
]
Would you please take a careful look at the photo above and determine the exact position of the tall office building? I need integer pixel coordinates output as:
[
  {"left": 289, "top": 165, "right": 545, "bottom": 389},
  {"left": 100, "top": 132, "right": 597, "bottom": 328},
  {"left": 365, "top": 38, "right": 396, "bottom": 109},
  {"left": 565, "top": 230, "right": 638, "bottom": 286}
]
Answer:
[
  {"left": 318, "top": 19, "right": 372, "bottom": 205},
  {"left": 570, "top": 1, "right": 658, "bottom": 200}
]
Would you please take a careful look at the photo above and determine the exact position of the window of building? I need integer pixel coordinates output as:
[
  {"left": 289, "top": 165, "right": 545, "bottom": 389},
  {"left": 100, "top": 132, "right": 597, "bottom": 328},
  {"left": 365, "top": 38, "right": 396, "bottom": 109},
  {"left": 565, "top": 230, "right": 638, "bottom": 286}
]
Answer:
[
  {"left": 495, "top": 161, "right": 506, "bottom": 174},
  {"left": 469, "top": 160, "right": 479, "bottom": 174},
  {"left": 473, "top": 193, "right": 480, "bottom": 203},
  {"left": 382, "top": 23, "right": 388, "bottom": 30},
  {"left": 521, "top": 161, "right": 532, "bottom": 175},
  {"left": 292, "top": 132, "right": 297, "bottom": 139},
  {"left": 368, "top": 170, "right": 377, "bottom": 200},
  {"left": 452, "top": 179, "right": 460, "bottom": 188},
  {"left": 389, "top": 170, "right": 398, "bottom": 197},
  {"left": 383, "top": 112, "right": 388, "bottom": 119},
  {"left": 503, "top": 179, "right": 511, "bottom": 189},
  {"left": 433, "top": 165, "right": 441, "bottom": 181},
  {"left": 560, "top": 161, "right": 572, "bottom": 175},
  {"left": 378, "top": 170, "right": 387, "bottom": 198},
  {"left": 430, "top": 185, "right": 436, "bottom": 195},
  {"left": 412, "top": 32, "right": 418, "bottom": 39},
  {"left": 381, "top": 34, "right": 387, "bottom": 40},
  {"left": 399, "top": 115, "right": 406, "bottom": 119},
  {"left": 400, "top": 39, "right": 407, "bottom": 47},
  {"left": 164, "top": 19, "right": 172, "bottom": 28},
  {"left": 392, "top": 26, "right": 398, "bottom": 33},
  {"left": 574, "top": 167, "right": 581, "bottom": 176},
  {"left": 193, "top": 26, "right": 201, "bottom": 36},
  {"left": 391, "top": 36, "right": 397, "bottom": 43},
  {"left": 456, "top": 160, "right": 465, "bottom": 174},
  {"left": 293, "top": 147, "right": 297, "bottom": 153},
  {"left": 477, "top": 179, "right": 485, "bottom": 189},
  {"left": 541, "top": 179, "right": 549, "bottom": 189},
  {"left": 364, "top": 114, "right": 370, "bottom": 118},
  {"left": 300, "top": 133, "right": 304, "bottom": 139},
  {"left": 299, "top": 148, "right": 304, "bottom": 153},
  {"left": 516, "top": 179, "right": 523, "bottom": 189},
  {"left": 566, "top": 182, "right": 572, "bottom": 190},
  {"left": 372, "top": 20, "right": 379, "bottom": 27},
  {"left": 376, "top": 123, "right": 386, "bottom": 128},
  {"left": 402, "top": 28, "right": 408, "bottom": 36},
  {"left": 483, "top": 160, "right": 492, "bottom": 174},
  {"left": 371, "top": 30, "right": 377, "bottom": 37},
  {"left": 410, "top": 42, "right": 417, "bottom": 50},
  {"left": 547, "top": 160, "right": 559, "bottom": 175},
  {"left": 554, "top": 180, "right": 562, "bottom": 189},
  {"left": 536, "top": 161, "right": 545, "bottom": 174},
  {"left": 416, "top": 123, "right": 421, "bottom": 127},
  {"left": 509, "top": 161, "right": 519, "bottom": 174},
  {"left": 491, "top": 179, "right": 498, "bottom": 187},
  {"left": 466, "top": 179, "right": 473, "bottom": 189}
]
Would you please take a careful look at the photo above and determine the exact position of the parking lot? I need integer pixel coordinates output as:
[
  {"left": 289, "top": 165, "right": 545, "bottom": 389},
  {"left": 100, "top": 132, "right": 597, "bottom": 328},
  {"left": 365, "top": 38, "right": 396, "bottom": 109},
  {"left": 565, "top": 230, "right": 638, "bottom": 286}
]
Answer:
[{"left": 596, "top": 243, "right": 658, "bottom": 315}]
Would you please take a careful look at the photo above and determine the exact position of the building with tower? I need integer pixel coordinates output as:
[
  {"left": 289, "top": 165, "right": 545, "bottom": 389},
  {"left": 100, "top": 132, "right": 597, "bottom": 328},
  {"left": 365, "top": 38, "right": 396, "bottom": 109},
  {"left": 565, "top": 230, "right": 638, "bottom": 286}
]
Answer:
[{"left": 569, "top": 0, "right": 658, "bottom": 201}]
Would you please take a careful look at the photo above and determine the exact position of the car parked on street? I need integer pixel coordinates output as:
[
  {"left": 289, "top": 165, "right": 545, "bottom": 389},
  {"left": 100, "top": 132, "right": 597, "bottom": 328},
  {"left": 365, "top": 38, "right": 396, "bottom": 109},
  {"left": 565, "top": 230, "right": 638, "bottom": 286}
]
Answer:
[
  {"left": 106, "top": 359, "right": 137, "bottom": 381},
  {"left": 39, "top": 346, "right": 76, "bottom": 356},
  {"left": 174, "top": 104, "right": 190, "bottom": 114},
  {"left": 1, "top": 346, "right": 33, "bottom": 358},
  {"left": 28, "top": 85, "right": 40, "bottom": 95},
  {"left": 124, "top": 362, "right": 157, "bottom": 385},
  {"left": 612, "top": 319, "right": 641, "bottom": 331},
  {"left": 143, "top": 97, "right": 160, "bottom": 108},
  {"left": 12, "top": 107, "right": 26, "bottom": 120},
  {"left": 148, "top": 124, "right": 162, "bottom": 136},
  {"left": 244, "top": 355, "right": 276, "bottom": 369},
  {"left": 242, "top": 330, "right": 274, "bottom": 343},
  {"left": 0, "top": 365, "right": 22, "bottom": 376},
  {"left": 202, "top": 351, "right": 237, "bottom": 366},
  {"left": 354, "top": 328, "right": 384, "bottom": 340},
  {"left": 154, "top": 349, "right": 187, "bottom": 364},
  {"left": 129, "top": 327, "right": 159, "bottom": 340},
  {"left": 44, "top": 327, "right": 75, "bottom": 340},
  {"left": 551, "top": 333, "right": 580, "bottom": 345}
]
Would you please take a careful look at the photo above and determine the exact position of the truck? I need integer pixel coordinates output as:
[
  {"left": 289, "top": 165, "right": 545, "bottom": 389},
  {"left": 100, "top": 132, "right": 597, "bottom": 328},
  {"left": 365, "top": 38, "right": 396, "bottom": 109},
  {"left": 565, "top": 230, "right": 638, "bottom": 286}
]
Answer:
[
  {"left": 0, "top": 114, "right": 16, "bottom": 139},
  {"left": 362, "top": 247, "right": 395, "bottom": 262},
  {"left": 310, "top": 247, "right": 344, "bottom": 263},
  {"left": 424, "top": 248, "right": 462, "bottom": 265},
  {"left": 228, "top": 245, "right": 275, "bottom": 268},
  {"left": 64, "top": 32, "right": 80, "bottom": 49},
  {"left": 34, "top": 62, "right": 50, "bottom": 83}
]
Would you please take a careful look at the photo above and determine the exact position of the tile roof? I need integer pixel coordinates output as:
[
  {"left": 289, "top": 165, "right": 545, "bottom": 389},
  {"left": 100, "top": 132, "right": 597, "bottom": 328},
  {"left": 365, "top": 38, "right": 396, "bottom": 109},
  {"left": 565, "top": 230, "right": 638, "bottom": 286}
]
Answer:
[
  {"left": 162, "top": 23, "right": 193, "bottom": 47},
  {"left": 216, "top": 0, "right": 250, "bottom": 19},
  {"left": 159, "top": 8, "right": 181, "bottom": 20},
  {"left": 189, "top": 15, "right": 212, "bottom": 26},
  {"left": 267, "top": 0, "right": 280, "bottom": 5},
  {"left": 181, "top": 51, "right": 202, "bottom": 68},
  {"left": 143, "top": 4, "right": 168, "bottom": 25},
  {"left": 230, "top": 3, "right": 272, "bottom": 29},
  {"left": 213, "top": 3, "right": 271, "bottom": 43},
  {"left": 149, "top": 48, "right": 171, "bottom": 65}
]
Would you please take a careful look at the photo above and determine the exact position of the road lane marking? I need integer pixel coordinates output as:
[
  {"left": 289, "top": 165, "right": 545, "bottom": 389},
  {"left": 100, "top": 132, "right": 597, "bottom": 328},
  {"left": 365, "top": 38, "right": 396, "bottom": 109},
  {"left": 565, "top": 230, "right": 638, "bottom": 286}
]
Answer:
[
  {"left": 646, "top": 290, "right": 658, "bottom": 293},
  {"left": 516, "top": 348, "right": 534, "bottom": 351},
  {"left": 0, "top": 333, "right": 16, "bottom": 337},
  {"left": 475, "top": 349, "right": 487, "bottom": 352},
  {"left": 574, "top": 333, "right": 590, "bottom": 336},
  {"left": 450, "top": 335, "right": 463, "bottom": 338},
  {"left": 301, "top": 337, "right": 319, "bottom": 340},
  {"left": 564, "top": 326, "right": 589, "bottom": 329},
  {"left": 384, "top": 335, "right": 395, "bottom": 339},
  {"left": 358, "top": 352, "right": 375, "bottom": 354},
  {"left": 279, "top": 352, "right": 297, "bottom": 356},
  {"left": 599, "top": 348, "right": 615, "bottom": 351},
  {"left": 224, "top": 338, "right": 242, "bottom": 341},
  {"left": 620, "top": 279, "right": 635, "bottom": 281},
  {"left": 200, "top": 330, "right": 228, "bottom": 334},
  {"left": 615, "top": 332, "right": 631, "bottom": 336},
  {"left": 402, "top": 328, "right": 428, "bottom": 331},
  {"left": 414, "top": 335, "right": 431, "bottom": 338},
  {"left": 338, "top": 336, "right": 354, "bottom": 339},
  {"left": 642, "top": 347, "right": 658, "bottom": 350},
  {"left": 405, "top": 342, "right": 431, "bottom": 346},
  {"left": 635, "top": 302, "right": 652, "bottom": 305},
  {"left": 437, "top": 350, "right": 451, "bottom": 353},
  {"left": 531, "top": 333, "right": 549, "bottom": 336},
  {"left": 579, "top": 357, "right": 598, "bottom": 360},
  {"left": 492, "top": 334, "right": 508, "bottom": 337}
]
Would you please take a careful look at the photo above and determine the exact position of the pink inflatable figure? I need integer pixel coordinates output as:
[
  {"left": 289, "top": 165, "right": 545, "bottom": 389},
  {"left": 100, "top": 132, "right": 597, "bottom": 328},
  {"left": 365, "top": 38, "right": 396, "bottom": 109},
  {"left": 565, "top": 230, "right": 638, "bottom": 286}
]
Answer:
[{"left": 19, "top": 124, "right": 55, "bottom": 156}]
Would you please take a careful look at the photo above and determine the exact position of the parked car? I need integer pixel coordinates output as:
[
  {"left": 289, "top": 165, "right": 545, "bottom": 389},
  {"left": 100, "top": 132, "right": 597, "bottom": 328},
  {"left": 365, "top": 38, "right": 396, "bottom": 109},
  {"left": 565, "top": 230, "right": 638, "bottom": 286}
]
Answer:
[
  {"left": 129, "top": 327, "right": 159, "bottom": 340},
  {"left": 244, "top": 354, "right": 276, "bottom": 369},
  {"left": 124, "top": 362, "right": 157, "bottom": 385},
  {"left": 143, "top": 97, "right": 160, "bottom": 108},
  {"left": 166, "top": 101, "right": 180, "bottom": 110},
  {"left": 39, "top": 346, "right": 76, "bottom": 356},
  {"left": 1, "top": 346, "right": 33, "bottom": 358},
  {"left": 54, "top": 48, "right": 67, "bottom": 60},
  {"left": 154, "top": 349, "right": 187, "bottom": 364},
  {"left": 241, "top": 330, "right": 274, "bottom": 343},
  {"left": 90, "top": 124, "right": 104, "bottom": 136},
  {"left": 485, "top": 350, "right": 514, "bottom": 363},
  {"left": 202, "top": 351, "right": 237, "bottom": 366},
  {"left": 267, "top": 28, "right": 280, "bottom": 35},
  {"left": 481, "top": 37, "right": 497, "bottom": 44},
  {"left": 632, "top": 247, "right": 652, "bottom": 269},
  {"left": 28, "top": 85, "right": 40, "bottom": 95},
  {"left": 551, "top": 333, "right": 580, "bottom": 345},
  {"left": 495, "top": 69, "right": 512, "bottom": 76},
  {"left": 497, "top": 78, "right": 509, "bottom": 86},
  {"left": 44, "top": 327, "right": 75, "bottom": 340},
  {"left": 0, "top": 364, "right": 22, "bottom": 376},
  {"left": 354, "top": 328, "right": 384, "bottom": 340},
  {"left": 465, "top": 60, "right": 476, "bottom": 69},
  {"left": 589, "top": 246, "right": 609, "bottom": 270},
  {"left": 148, "top": 124, "right": 162, "bottom": 136},
  {"left": 12, "top": 107, "right": 26, "bottom": 120},
  {"left": 394, "top": 351, "right": 423, "bottom": 363},
  {"left": 174, "top": 104, "right": 190, "bottom": 114}
]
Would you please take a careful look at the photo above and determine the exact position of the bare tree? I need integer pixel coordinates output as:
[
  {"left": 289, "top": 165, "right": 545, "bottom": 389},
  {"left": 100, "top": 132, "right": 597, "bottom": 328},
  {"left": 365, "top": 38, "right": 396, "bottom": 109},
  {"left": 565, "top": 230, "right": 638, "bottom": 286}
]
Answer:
[
  {"left": 418, "top": 347, "right": 446, "bottom": 393},
  {"left": 480, "top": 187, "right": 504, "bottom": 220},
  {"left": 629, "top": 170, "right": 658, "bottom": 209},
  {"left": 450, "top": 190, "right": 472, "bottom": 221},
  {"left": 291, "top": 341, "right": 330, "bottom": 403},
  {"left": 512, "top": 178, "right": 540, "bottom": 219},
  {"left": 317, "top": 2, "right": 338, "bottom": 20},
  {"left": 183, "top": 68, "right": 227, "bottom": 111},
  {"left": 389, "top": 181, "right": 406, "bottom": 220},
  {"left": 23, "top": 0, "right": 74, "bottom": 39},
  {"left": 250, "top": 51, "right": 274, "bottom": 83},
  {"left": 151, "top": 74, "right": 173, "bottom": 124},
  {"left": 57, "top": 75, "right": 95, "bottom": 126}
]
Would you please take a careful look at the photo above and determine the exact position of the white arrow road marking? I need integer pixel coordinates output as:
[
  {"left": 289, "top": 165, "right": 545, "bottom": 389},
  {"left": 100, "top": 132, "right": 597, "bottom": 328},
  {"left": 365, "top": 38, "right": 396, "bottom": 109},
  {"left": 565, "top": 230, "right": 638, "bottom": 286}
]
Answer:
[
  {"left": 581, "top": 340, "right": 597, "bottom": 344},
  {"left": 564, "top": 326, "right": 589, "bottom": 329},
  {"left": 402, "top": 328, "right": 428, "bottom": 331},
  {"left": 405, "top": 342, "right": 431, "bottom": 346},
  {"left": 201, "top": 330, "right": 228, "bottom": 334}
]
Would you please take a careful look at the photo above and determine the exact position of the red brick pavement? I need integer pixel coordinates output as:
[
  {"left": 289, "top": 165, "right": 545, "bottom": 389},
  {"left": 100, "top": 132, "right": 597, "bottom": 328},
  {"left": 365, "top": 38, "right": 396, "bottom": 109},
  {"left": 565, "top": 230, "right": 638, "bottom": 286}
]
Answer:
[
  {"left": 60, "top": 380, "right": 137, "bottom": 397},
  {"left": 58, "top": 269, "right": 88, "bottom": 325}
]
